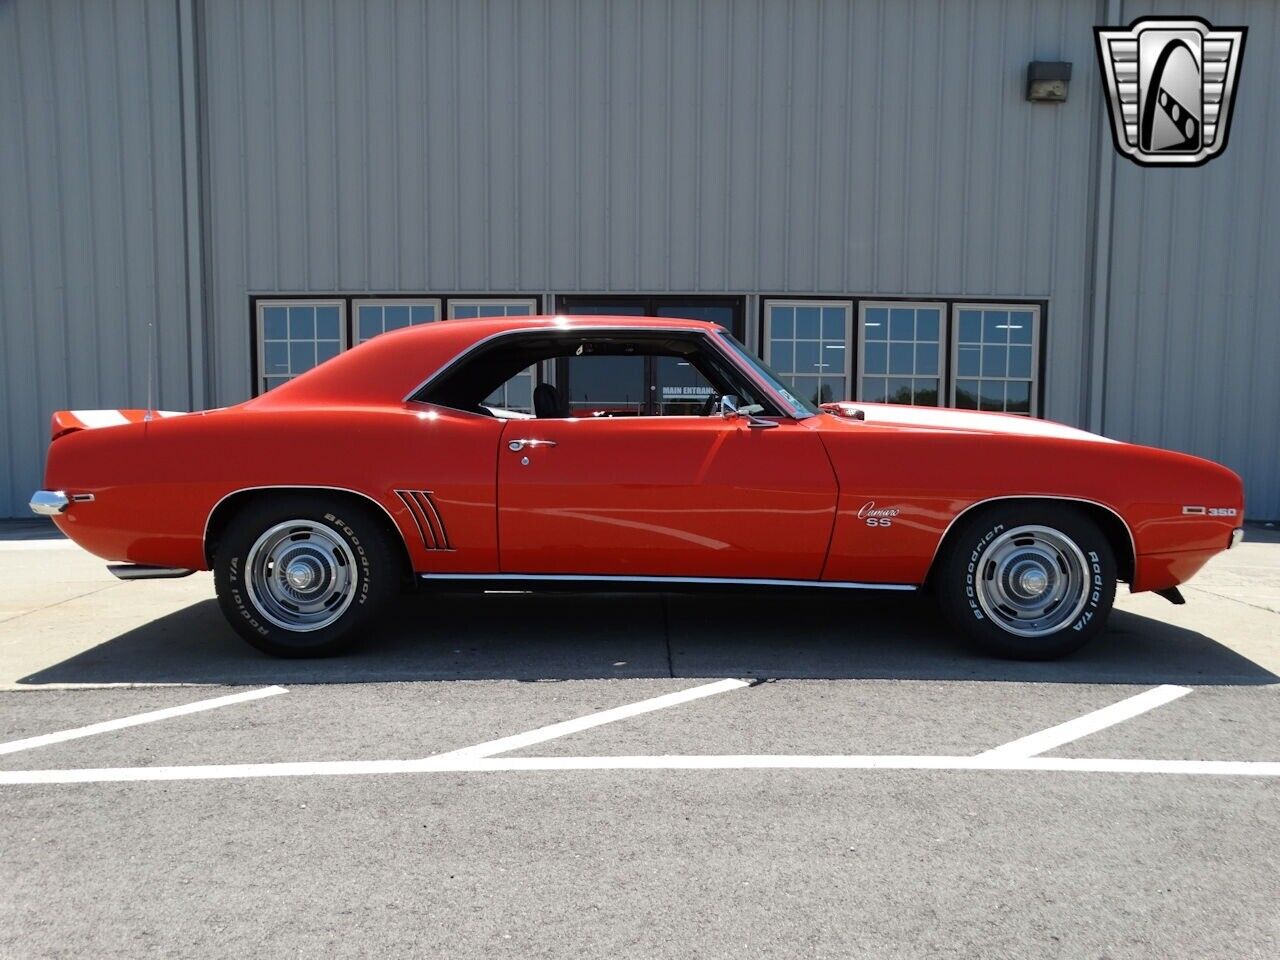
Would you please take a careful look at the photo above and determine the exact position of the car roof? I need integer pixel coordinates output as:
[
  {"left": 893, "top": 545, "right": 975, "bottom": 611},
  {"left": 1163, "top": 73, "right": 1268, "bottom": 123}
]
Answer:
[{"left": 250, "top": 315, "right": 725, "bottom": 408}]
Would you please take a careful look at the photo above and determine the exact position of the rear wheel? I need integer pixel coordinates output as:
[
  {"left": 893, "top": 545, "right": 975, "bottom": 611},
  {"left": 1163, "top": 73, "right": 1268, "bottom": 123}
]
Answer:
[
  {"left": 935, "top": 504, "right": 1116, "bottom": 660},
  {"left": 213, "top": 495, "right": 400, "bottom": 657}
]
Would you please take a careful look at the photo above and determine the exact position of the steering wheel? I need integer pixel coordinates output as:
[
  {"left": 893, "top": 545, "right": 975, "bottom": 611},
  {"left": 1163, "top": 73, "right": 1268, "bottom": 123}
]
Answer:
[{"left": 699, "top": 393, "right": 720, "bottom": 417}]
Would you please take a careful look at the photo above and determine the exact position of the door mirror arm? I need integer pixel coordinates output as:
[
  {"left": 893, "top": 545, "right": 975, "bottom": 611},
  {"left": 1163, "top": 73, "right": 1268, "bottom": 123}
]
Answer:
[{"left": 719, "top": 394, "right": 779, "bottom": 429}]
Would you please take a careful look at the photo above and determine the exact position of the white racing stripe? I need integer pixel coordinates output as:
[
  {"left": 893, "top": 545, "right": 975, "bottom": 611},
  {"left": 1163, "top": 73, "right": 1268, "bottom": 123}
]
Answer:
[
  {"left": 0, "top": 754, "right": 1276, "bottom": 785},
  {"left": 69, "top": 409, "right": 129, "bottom": 428},
  {"left": 0, "top": 686, "right": 288, "bottom": 756},
  {"left": 977, "top": 684, "right": 1193, "bottom": 759},
  {"left": 430, "top": 677, "right": 750, "bottom": 759}
]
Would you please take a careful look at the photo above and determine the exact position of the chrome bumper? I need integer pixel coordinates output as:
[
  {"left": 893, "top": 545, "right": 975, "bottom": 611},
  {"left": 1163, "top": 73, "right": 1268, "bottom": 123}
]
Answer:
[
  {"left": 29, "top": 490, "right": 69, "bottom": 516},
  {"left": 1230, "top": 527, "right": 1245, "bottom": 549}
]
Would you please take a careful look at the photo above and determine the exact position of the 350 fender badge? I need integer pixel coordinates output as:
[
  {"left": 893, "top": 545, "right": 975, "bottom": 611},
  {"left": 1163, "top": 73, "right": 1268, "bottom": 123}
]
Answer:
[{"left": 1182, "top": 506, "right": 1238, "bottom": 517}]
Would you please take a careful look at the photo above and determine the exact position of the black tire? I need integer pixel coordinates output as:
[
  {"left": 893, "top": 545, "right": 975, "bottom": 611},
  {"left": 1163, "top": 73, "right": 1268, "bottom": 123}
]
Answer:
[
  {"left": 213, "top": 494, "right": 401, "bottom": 657},
  {"left": 935, "top": 503, "right": 1117, "bottom": 660}
]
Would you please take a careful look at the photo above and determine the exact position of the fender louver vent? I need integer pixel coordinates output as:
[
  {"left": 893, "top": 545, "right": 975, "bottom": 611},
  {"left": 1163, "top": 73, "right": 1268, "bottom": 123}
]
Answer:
[{"left": 394, "top": 490, "right": 454, "bottom": 551}]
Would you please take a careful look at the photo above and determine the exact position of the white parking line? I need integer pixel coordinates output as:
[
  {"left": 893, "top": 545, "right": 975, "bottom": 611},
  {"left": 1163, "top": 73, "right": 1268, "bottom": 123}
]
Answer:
[
  {"left": 977, "top": 684, "right": 1193, "bottom": 759},
  {"left": 0, "top": 753, "right": 1276, "bottom": 785},
  {"left": 430, "top": 678, "right": 750, "bottom": 760},
  {"left": 0, "top": 539, "right": 81, "bottom": 551},
  {"left": 0, "top": 686, "right": 288, "bottom": 756}
]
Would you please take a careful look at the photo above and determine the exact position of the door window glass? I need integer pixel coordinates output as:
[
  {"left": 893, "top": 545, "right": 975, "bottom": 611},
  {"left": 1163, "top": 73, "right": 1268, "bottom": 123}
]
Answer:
[{"left": 564, "top": 354, "right": 647, "bottom": 416}]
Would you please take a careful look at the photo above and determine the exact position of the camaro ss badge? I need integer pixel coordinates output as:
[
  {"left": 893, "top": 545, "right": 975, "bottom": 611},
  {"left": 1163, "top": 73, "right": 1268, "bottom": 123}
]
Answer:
[
  {"left": 1094, "top": 16, "right": 1246, "bottom": 167},
  {"left": 858, "top": 502, "right": 900, "bottom": 528}
]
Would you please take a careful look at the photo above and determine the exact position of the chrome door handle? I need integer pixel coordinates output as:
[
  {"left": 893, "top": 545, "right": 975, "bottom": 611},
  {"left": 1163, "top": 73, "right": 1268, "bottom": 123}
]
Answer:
[{"left": 508, "top": 438, "right": 558, "bottom": 452}]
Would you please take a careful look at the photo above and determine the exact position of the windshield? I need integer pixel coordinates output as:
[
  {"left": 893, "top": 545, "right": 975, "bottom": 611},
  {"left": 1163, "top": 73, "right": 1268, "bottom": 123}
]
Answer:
[{"left": 714, "top": 330, "right": 820, "bottom": 417}]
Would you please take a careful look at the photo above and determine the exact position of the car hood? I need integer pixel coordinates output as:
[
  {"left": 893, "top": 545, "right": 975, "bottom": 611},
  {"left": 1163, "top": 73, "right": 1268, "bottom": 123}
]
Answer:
[{"left": 818, "top": 402, "right": 1118, "bottom": 443}]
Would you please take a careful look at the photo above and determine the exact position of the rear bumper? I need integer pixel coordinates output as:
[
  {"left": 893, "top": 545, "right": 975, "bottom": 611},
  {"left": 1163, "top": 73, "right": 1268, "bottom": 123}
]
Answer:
[{"left": 29, "top": 490, "right": 69, "bottom": 516}]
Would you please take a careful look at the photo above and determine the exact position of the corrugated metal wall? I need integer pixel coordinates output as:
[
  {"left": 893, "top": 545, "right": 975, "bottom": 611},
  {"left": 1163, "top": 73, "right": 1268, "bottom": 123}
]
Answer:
[
  {"left": 1103, "top": 0, "right": 1280, "bottom": 518},
  {"left": 0, "top": 0, "right": 191, "bottom": 518},
  {"left": 1, "top": 0, "right": 1277, "bottom": 518},
  {"left": 200, "top": 0, "right": 1101, "bottom": 416}
]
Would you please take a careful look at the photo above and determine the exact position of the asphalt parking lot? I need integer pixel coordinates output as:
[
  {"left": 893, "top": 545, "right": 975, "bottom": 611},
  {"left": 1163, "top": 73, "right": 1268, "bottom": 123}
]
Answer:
[{"left": 1, "top": 522, "right": 1278, "bottom": 958}]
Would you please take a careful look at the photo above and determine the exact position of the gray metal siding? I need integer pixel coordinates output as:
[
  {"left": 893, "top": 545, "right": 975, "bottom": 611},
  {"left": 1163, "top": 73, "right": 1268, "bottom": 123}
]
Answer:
[
  {"left": 1, "top": 0, "right": 1277, "bottom": 519},
  {"left": 1103, "top": 0, "right": 1280, "bottom": 518},
  {"left": 199, "top": 0, "right": 1101, "bottom": 421},
  {"left": 0, "top": 0, "right": 190, "bottom": 518}
]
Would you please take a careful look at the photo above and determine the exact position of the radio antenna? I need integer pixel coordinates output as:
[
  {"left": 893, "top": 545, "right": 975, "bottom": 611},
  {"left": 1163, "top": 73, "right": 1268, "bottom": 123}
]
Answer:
[{"left": 145, "top": 312, "right": 156, "bottom": 422}]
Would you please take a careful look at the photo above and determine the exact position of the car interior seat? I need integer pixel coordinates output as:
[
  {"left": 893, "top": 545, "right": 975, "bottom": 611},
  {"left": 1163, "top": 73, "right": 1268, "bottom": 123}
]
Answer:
[{"left": 533, "top": 383, "right": 569, "bottom": 419}]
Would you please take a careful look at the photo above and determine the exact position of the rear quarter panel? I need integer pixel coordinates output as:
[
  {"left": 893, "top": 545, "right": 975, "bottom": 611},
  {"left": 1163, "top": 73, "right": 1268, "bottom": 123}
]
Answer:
[{"left": 45, "top": 405, "right": 502, "bottom": 572}]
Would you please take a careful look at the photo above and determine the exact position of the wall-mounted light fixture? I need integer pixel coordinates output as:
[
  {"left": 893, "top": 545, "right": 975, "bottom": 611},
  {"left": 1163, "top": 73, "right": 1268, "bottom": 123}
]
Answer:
[{"left": 1026, "top": 61, "right": 1072, "bottom": 103}]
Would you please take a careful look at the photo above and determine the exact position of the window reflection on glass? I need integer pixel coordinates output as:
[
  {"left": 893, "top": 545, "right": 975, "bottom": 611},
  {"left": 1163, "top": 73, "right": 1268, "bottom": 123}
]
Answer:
[
  {"left": 765, "top": 301, "right": 851, "bottom": 407},
  {"left": 258, "top": 301, "right": 345, "bottom": 394},
  {"left": 858, "top": 303, "right": 944, "bottom": 407},
  {"left": 952, "top": 306, "right": 1037, "bottom": 416},
  {"left": 655, "top": 356, "right": 717, "bottom": 416}
]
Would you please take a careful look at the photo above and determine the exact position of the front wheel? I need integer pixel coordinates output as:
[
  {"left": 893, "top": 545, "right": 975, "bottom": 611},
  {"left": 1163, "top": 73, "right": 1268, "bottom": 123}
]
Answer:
[
  {"left": 214, "top": 495, "right": 400, "bottom": 657},
  {"left": 935, "top": 504, "right": 1117, "bottom": 660}
]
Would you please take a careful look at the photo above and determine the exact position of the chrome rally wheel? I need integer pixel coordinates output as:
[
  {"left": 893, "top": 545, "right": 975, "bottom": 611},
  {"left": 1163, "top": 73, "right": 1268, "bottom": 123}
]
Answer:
[
  {"left": 972, "top": 525, "right": 1090, "bottom": 638},
  {"left": 214, "top": 494, "right": 401, "bottom": 657},
  {"left": 935, "top": 504, "right": 1117, "bottom": 660},
  {"left": 245, "top": 520, "right": 358, "bottom": 632}
]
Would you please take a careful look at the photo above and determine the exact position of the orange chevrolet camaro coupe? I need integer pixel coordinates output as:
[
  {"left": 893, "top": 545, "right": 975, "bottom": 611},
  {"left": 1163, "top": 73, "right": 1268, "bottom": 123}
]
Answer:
[{"left": 31, "top": 316, "right": 1244, "bottom": 660}]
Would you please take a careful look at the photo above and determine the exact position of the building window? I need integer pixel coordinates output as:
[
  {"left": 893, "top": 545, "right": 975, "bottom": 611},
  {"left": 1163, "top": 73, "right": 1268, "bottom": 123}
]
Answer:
[
  {"left": 447, "top": 298, "right": 537, "bottom": 320},
  {"left": 557, "top": 295, "right": 745, "bottom": 339},
  {"left": 858, "top": 302, "right": 945, "bottom": 406},
  {"left": 950, "top": 304, "right": 1040, "bottom": 415},
  {"left": 354, "top": 299, "right": 441, "bottom": 344},
  {"left": 763, "top": 300, "right": 852, "bottom": 407},
  {"left": 256, "top": 299, "right": 346, "bottom": 393}
]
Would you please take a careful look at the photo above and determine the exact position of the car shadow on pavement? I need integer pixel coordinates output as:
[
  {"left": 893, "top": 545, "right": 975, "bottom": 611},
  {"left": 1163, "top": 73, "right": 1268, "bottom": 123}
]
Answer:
[{"left": 17, "top": 590, "right": 1277, "bottom": 687}]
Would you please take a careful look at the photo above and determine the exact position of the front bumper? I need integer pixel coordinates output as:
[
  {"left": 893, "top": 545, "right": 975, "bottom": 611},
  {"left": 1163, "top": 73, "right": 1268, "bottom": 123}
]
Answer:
[
  {"left": 29, "top": 490, "right": 69, "bottom": 516},
  {"left": 1230, "top": 526, "right": 1245, "bottom": 548}
]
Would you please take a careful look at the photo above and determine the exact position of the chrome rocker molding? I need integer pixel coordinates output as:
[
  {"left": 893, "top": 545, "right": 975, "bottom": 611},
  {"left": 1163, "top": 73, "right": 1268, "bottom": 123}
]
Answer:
[
  {"left": 419, "top": 572, "right": 917, "bottom": 591},
  {"left": 108, "top": 564, "right": 196, "bottom": 581}
]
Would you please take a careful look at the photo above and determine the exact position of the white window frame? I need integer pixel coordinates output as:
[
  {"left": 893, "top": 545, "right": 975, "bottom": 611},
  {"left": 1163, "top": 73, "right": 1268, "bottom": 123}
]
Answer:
[
  {"left": 948, "top": 302, "right": 1041, "bottom": 416},
  {"left": 446, "top": 297, "right": 540, "bottom": 320},
  {"left": 352, "top": 298, "right": 442, "bottom": 344},
  {"left": 255, "top": 298, "right": 347, "bottom": 395},
  {"left": 856, "top": 300, "right": 948, "bottom": 407},
  {"left": 762, "top": 299, "right": 854, "bottom": 406}
]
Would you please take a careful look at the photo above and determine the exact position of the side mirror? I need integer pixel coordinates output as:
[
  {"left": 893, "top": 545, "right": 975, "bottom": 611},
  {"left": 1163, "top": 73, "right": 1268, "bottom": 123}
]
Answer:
[{"left": 718, "top": 395, "right": 741, "bottom": 418}]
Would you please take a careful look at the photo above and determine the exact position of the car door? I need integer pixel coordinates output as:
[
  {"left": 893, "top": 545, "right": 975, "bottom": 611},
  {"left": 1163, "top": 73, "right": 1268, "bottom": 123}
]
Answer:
[{"left": 496, "top": 415, "right": 838, "bottom": 579}]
